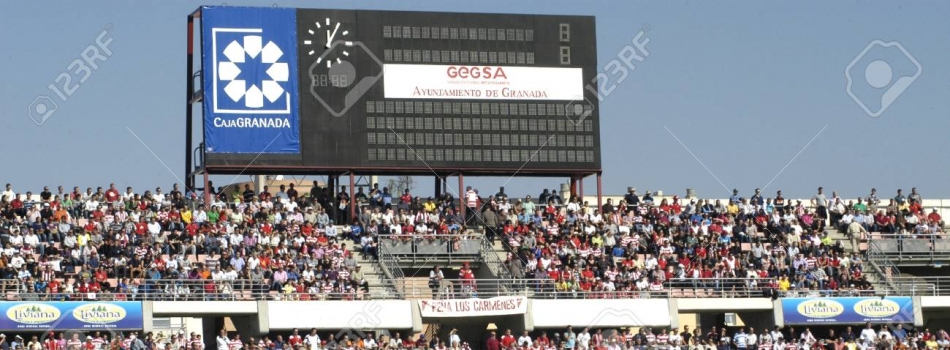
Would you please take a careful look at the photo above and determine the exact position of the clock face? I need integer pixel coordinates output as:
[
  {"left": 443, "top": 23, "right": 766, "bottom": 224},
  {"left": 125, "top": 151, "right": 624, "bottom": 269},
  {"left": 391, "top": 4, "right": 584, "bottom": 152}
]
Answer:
[{"left": 302, "top": 17, "right": 354, "bottom": 69}]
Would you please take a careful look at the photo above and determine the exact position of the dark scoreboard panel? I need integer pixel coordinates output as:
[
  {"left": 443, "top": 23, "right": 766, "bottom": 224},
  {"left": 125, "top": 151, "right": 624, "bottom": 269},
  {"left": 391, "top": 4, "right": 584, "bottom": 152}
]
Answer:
[{"left": 203, "top": 7, "right": 600, "bottom": 174}]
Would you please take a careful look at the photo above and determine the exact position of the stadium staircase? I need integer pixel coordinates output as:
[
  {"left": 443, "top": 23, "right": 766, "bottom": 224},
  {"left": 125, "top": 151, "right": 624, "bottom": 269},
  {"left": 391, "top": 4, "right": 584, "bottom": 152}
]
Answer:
[
  {"left": 371, "top": 226, "right": 516, "bottom": 300},
  {"left": 824, "top": 226, "right": 895, "bottom": 295}
]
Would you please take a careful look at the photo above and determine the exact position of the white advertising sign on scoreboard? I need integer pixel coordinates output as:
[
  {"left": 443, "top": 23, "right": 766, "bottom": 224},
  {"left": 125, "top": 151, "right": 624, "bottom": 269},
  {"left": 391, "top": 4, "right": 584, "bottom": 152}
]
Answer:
[{"left": 383, "top": 64, "right": 583, "bottom": 100}]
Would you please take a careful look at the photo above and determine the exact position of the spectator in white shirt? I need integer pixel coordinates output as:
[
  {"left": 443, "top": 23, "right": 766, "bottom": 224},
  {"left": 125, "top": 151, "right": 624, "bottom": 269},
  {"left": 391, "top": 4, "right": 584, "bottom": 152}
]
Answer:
[
  {"left": 10, "top": 252, "right": 26, "bottom": 270},
  {"left": 1, "top": 184, "right": 14, "bottom": 203},
  {"left": 518, "top": 331, "right": 534, "bottom": 347},
  {"left": 24, "top": 231, "right": 41, "bottom": 255},
  {"left": 148, "top": 220, "right": 162, "bottom": 236},
  {"left": 860, "top": 324, "right": 878, "bottom": 345},
  {"left": 305, "top": 330, "right": 321, "bottom": 350}
]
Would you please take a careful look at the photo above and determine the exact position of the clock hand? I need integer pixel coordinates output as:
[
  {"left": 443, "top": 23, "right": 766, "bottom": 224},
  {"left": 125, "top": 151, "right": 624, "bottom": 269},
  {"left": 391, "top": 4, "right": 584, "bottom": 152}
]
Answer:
[{"left": 326, "top": 22, "right": 341, "bottom": 48}]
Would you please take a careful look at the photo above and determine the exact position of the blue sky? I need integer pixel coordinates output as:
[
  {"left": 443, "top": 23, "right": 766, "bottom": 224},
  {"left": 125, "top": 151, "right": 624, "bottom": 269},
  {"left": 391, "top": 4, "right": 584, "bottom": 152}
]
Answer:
[{"left": 1, "top": 1, "right": 948, "bottom": 200}]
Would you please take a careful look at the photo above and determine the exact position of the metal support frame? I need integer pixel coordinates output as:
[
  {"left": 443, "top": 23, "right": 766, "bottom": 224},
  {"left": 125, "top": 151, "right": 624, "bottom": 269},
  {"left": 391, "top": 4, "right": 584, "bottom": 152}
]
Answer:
[
  {"left": 349, "top": 172, "right": 356, "bottom": 222},
  {"left": 458, "top": 173, "right": 465, "bottom": 222},
  {"left": 203, "top": 169, "right": 211, "bottom": 209},
  {"left": 185, "top": 12, "right": 197, "bottom": 191},
  {"left": 596, "top": 172, "right": 603, "bottom": 209},
  {"left": 578, "top": 175, "right": 584, "bottom": 198}
]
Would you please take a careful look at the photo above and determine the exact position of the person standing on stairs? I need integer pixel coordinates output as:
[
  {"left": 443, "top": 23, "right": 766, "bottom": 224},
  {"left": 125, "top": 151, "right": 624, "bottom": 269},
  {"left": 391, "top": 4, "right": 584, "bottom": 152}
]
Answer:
[
  {"left": 811, "top": 187, "right": 829, "bottom": 230},
  {"left": 429, "top": 266, "right": 444, "bottom": 298},
  {"left": 847, "top": 220, "right": 867, "bottom": 254}
]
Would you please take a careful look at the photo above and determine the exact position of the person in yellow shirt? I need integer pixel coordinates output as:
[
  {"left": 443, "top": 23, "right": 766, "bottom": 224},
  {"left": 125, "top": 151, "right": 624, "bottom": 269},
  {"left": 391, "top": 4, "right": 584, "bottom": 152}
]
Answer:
[
  {"left": 181, "top": 209, "right": 193, "bottom": 224},
  {"left": 77, "top": 232, "right": 91, "bottom": 247},
  {"left": 424, "top": 198, "right": 436, "bottom": 213},
  {"left": 820, "top": 233, "right": 833, "bottom": 246},
  {"left": 727, "top": 202, "right": 740, "bottom": 216},
  {"left": 778, "top": 276, "right": 790, "bottom": 291},
  {"left": 591, "top": 234, "right": 604, "bottom": 248},
  {"left": 556, "top": 280, "right": 571, "bottom": 293},
  {"left": 282, "top": 282, "right": 296, "bottom": 299}
]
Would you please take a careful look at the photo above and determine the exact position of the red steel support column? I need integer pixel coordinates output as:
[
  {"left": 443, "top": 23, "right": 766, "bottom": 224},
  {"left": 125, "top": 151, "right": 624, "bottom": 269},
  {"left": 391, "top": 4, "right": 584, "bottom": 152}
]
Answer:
[
  {"left": 349, "top": 172, "right": 356, "bottom": 222},
  {"left": 579, "top": 176, "right": 585, "bottom": 199},
  {"left": 203, "top": 169, "right": 210, "bottom": 210},
  {"left": 570, "top": 177, "right": 578, "bottom": 199},
  {"left": 596, "top": 173, "right": 603, "bottom": 209},
  {"left": 458, "top": 173, "right": 465, "bottom": 223}
]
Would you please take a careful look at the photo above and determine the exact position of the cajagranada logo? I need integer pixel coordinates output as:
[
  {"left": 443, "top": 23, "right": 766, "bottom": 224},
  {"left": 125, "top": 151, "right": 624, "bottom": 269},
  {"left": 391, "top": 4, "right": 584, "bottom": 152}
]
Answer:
[
  {"left": 797, "top": 300, "right": 845, "bottom": 318},
  {"left": 7, "top": 304, "right": 61, "bottom": 324},
  {"left": 854, "top": 299, "right": 901, "bottom": 318},
  {"left": 73, "top": 304, "right": 127, "bottom": 324}
]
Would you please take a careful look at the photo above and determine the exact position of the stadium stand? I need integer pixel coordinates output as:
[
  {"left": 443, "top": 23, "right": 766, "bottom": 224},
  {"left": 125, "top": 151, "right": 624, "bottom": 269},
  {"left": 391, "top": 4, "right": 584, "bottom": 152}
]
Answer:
[
  {"left": 1, "top": 182, "right": 950, "bottom": 350},
  {"left": 3, "top": 182, "right": 942, "bottom": 302}
]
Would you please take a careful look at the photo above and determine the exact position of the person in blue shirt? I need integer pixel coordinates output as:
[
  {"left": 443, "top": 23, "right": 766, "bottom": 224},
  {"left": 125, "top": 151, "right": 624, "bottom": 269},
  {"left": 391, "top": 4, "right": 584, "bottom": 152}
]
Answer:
[
  {"left": 751, "top": 188, "right": 765, "bottom": 207},
  {"left": 892, "top": 324, "right": 907, "bottom": 343},
  {"left": 729, "top": 189, "right": 741, "bottom": 204},
  {"left": 564, "top": 327, "right": 576, "bottom": 350},
  {"left": 612, "top": 246, "right": 625, "bottom": 257},
  {"left": 381, "top": 188, "right": 393, "bottom": 210},
  {"left": 732, "top": 328, "right": 748, "bottom": 350},
  {"left": 690, "top": 212, "right": 703, "bottom": 224},
  {"left": 566, "top": 211, "right": 578, "bottom": 225},
  {"left": 642, "top": 192, "right": 654, "bottom": 205}
]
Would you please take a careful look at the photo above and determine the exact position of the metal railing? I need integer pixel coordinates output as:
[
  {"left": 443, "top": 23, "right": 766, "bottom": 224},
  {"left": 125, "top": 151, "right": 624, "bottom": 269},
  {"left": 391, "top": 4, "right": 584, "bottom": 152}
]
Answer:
[
  {"left": 0, "top": 277, "right": 902, "bottom": 301},
  {"left": 867, "top": 238, "right": 902, "bottom": 294},
  {"left": 479, "top": 234, "right": 513, "bottom": 281},
  {"left": 869, "top": 233, "right": 950, "bottom": 265},
  {"left": 377, "top": 234, "right": 484, "bottom": 267},
  {"left": 884, "top": 276, "right": 947, "bottom": 296},
  {"left": 378, "top": 241, "right": 406, "bottom": 297}
]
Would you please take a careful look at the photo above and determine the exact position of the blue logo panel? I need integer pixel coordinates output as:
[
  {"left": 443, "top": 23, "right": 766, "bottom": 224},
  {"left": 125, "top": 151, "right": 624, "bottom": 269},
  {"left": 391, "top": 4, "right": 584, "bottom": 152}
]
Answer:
[
  {"left": 202, "top": 6, "right": 300, "bottom": 154},
  {"left": 782, "top": 297, "right": 914, "bottom": 325}
]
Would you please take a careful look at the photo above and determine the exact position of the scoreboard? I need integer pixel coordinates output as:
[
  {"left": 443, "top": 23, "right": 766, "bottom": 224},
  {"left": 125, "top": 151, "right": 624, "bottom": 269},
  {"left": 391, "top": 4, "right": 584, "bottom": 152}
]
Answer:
[{"left": 200, "top": 6, "right": 600, "bottom": 175}]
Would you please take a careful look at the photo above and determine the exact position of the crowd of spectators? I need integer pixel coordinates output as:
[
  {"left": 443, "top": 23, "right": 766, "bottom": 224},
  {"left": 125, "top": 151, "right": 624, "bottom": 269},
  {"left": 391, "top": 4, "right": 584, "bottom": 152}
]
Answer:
[
  {"left": 1, "top": 322, "right": 947, "bottom": 350},
  {"left": 0, "top": 181, "right": 405, "bottom": 301},
  {"left": 479, "top": 187, "right": 944, "bottom": 298},
  {"left": 0, "top": 180, "right": 942, "bottom": 301},
  {"left": 478, "top": 323, "right": 950, "bottom": 350}
]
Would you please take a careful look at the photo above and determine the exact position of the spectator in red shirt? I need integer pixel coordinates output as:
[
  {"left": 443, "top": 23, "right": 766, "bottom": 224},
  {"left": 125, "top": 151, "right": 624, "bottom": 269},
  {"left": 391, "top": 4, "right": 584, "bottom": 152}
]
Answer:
[
  {"left": 929, "top": 208, "right": 944, "bottom": 227},
  {"left": 486, "top": 332, "right": 500, "bottom": 350},
  {"left": 500, "top": 330, "right": 516, "bottom": 349},
  {"left": 288, "top": 329, "right": 303, "bottom": 347},
  {"left": 105, "top": 183, "right": 120, "bottom": 203}
]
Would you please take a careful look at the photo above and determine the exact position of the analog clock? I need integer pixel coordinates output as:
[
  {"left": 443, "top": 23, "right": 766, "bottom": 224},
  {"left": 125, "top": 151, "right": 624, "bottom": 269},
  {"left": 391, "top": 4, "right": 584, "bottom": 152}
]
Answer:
[{"left": 302, "top": 17, "right": 354, "bottom": 68}]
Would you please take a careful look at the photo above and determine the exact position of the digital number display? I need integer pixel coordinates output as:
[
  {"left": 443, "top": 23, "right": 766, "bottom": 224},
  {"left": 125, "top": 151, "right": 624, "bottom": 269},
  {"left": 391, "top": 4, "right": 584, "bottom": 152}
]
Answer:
[{"left": 310, "top": 74, "right": 349, "bottom": 88}]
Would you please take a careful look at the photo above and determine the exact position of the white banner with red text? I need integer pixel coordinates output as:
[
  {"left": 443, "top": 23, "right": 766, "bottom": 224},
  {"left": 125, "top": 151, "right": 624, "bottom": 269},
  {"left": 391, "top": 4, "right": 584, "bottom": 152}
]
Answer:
[
  {"left": 419, "top": 296, "right": 528, "bottom": 318},
  {"left": 383, "top": 64, "right": 583, "bottom": 100}
]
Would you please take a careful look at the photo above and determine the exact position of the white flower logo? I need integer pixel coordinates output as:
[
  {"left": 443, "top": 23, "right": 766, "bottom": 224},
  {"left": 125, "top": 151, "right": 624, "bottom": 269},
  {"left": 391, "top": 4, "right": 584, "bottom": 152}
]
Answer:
[{"left": 217, "top": 35, "right": 289, "bottom": 108}]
